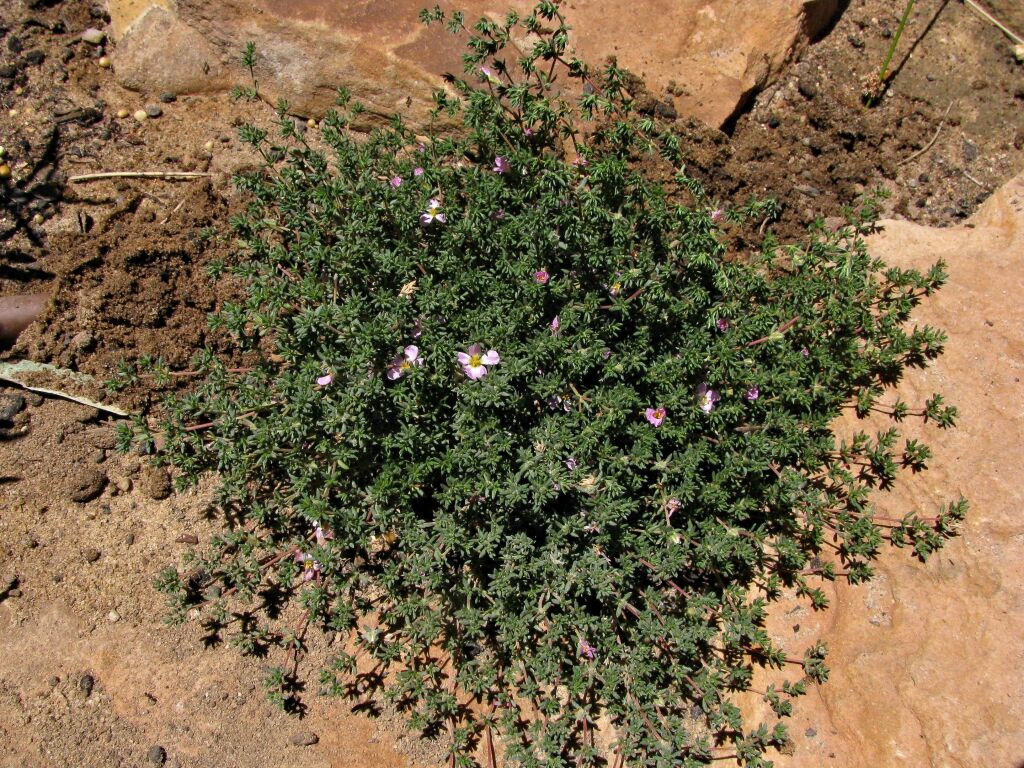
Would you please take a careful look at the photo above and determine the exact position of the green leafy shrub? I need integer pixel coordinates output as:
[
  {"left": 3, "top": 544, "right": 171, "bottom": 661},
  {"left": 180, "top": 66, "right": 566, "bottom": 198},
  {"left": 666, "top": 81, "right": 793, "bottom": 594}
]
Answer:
[{"left": 142, "top": 3, "right": 965, "bottom": 765}]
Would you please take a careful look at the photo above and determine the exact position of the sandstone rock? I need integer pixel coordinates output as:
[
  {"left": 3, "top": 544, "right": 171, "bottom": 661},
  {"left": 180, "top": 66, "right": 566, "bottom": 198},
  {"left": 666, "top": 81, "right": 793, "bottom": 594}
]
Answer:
[
  {"left": 81, "top": 28, "right": 107, "bottom": 45},
  {"left": 743, "top": 172, "right": 1024, "bottom": 767},
  {"left": 107, "top": 0, "right": 840, "bottom": 129}
]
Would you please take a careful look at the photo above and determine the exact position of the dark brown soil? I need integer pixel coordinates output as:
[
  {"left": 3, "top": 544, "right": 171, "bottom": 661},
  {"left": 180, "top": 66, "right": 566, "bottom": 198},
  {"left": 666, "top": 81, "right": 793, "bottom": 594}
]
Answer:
[{"left": 681, "top": 0, "right": 1024, "bottom": 241}]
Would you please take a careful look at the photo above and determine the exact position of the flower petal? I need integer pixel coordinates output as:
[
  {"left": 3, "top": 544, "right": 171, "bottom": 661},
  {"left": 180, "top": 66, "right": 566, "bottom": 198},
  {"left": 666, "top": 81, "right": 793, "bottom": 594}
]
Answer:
[
  {"left": 482, "top": 350, "right": 500, "bottom": 365},
  {"left": 457, "top": 352, "right": 471, "bottom": 365},
  {"left": 405, "top": 345, "right": 419, "bottom": 361}
]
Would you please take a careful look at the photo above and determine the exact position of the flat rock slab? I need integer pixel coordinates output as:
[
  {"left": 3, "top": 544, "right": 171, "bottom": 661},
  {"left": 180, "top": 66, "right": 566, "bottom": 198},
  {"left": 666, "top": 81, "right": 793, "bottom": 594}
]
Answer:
[
  {"left": 744, "top": 172, "right": 1024, "bottom": 766},
  {"left": 107, "top": 0, "right": 840, "bottom": 129}
]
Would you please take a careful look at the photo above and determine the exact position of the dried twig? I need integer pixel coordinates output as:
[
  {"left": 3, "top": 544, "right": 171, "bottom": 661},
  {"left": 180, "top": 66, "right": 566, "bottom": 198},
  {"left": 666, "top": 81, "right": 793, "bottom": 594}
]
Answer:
[
  {"left": 962, "top": 170, "right": 985, "bottom": 188},
  {"left": 68, "top": 171, "right": 212, "bottom": 183},
  {"left": 963, "top": 0, "right": 1023, "bottom": 45},
  {"left": 897, "top": 101, "right": 954, "bottom": 166}
]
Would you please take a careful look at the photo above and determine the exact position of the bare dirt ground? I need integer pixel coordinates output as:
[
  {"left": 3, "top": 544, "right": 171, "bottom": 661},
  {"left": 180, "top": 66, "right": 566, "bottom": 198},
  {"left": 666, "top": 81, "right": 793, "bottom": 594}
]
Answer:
[{"left": 0, "top": 0, "right": 1022, "bottom": 766}]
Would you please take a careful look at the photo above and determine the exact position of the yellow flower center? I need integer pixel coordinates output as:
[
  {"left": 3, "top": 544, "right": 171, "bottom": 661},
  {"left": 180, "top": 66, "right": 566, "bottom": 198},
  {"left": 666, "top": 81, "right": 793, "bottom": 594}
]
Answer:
[
  {"left": 469, "top": 354, "right": 483, "bottom": 367},
  {"left": 400, "top": 359, "right": 411, "bottom": 371}
]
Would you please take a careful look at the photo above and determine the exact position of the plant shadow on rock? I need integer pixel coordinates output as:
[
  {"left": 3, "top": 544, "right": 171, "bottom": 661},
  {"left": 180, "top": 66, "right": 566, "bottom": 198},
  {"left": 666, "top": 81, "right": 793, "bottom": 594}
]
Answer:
[{"left": 133, "top": 3, "right": 967, "bottom": 766}]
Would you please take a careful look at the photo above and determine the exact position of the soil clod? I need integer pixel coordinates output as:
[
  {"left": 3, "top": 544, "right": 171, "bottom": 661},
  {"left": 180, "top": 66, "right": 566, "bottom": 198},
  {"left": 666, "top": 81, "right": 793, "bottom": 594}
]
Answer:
[
  {"left": 291, "top": 731, "right": 319, "bottom": 747},
  {"left": 78, "top": 673, "right": 94, "bottom": 696},
  {"left": 142, "top": 467, "right": 172, "bottom": 500},
  {"left": 147, "top": 745, "right": 167, "bottom": 764},
  {"left": 68, "top": 467, "right": 106, "bottom": 502}
]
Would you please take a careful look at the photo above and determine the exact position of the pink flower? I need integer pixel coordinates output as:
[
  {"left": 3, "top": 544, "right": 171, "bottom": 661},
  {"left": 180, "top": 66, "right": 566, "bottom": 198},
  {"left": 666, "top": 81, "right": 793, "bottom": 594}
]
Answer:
[
  {"left": 295, "top": 552, "right": 321, "bottom": 582},
  {"left": 572, "top": 154, "right": 589, "bottom": 168},
  {"left": 578, "top": 639, "right": 596, "bottom": 660},
  {"left": 493, "top": 156, "right": 510, "bottom": 174},
  {"left": 316, "top": 372, "right": 334, "bottom": 387},
  {"left": 801, "top": 346, "right": 810, "bottom": 357},
  {"left": 420, "top": 198, "right": 446, "bottom": 226},
  {"left": 697, "top": 383, "right": 720, "bottom": 413},
  {"left": 665, "top": 497, "right": 681, "bottom": 524},
  {"left": 457, "top": 344, "right": 499, "bottom": 380},
  {"left": 524, "top": 126, "right": 534, "bottom": 136},
  {"left": 387, "top": 345, "right": 422, "bottom": 380},
  {"left": 645, "top": 407, "right": 666, "bottom": 427},
  {"left": 550, "top": 315, "right": 560, "bottom": 336},
  {"left": 417, "top": 142, "right": 426, "bottom": 153},
  {"left": 313, "top": 523, "right": 333, "bottom": 545},
  {"left": 565, "top": 457, "right": 578, "bottom": 471},
  {"left": 534, "top": 269, "right": 550, "bottom": 285},
  {"left": 480, "top": 66, "right": 501, "bottom": 85},
  {"left": 413, "top": 167, "right": 424, "bottom": 177},
  {"left": 389, "top": 175, "right": 402, "bottom": 187},
  {"left": 412, "top": 317, "right": 423, "bottom": 338},
  {"left": 710, "top": 208, "right": 725, "bottom": 222},
  {"left": 716, "top": 317, "right": 730, "bottom": 332},
  {"left": 745, "top": 386, "right": 760, "bottom": 401}
]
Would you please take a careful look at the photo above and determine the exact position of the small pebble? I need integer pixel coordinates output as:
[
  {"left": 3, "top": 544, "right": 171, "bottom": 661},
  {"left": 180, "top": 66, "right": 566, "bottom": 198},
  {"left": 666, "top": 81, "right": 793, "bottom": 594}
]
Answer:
[
  {"left": 159, "top": 92, "right": 176, "bottom": 103},
  {"left": 133, "top": 109, "right": 149, "bottom": 122},
  {"left": 0, "top": 146, "right": 6, "bottom": 159},
  {"left": 1015, "top": 44, "right": 1024, "bottom": 63},
  {"left": 144, "top": 104, "right": 163, "bottom": 118},
  {"left": 203, "top": 140, "right": 214, "bottom": 151},
  {"left": 32, "top": 213, "right": 44, "bottom": 225},
  {"left": 13, "top": 87, "right": 24, "bottom": 96},
  {"left": 79, "top": 674, "right": 94, "bottom": 696},
  {"left": 116, "top": 108, "right": 129, "bottom": 118},
  {"left": 83, "top": 548, "right": 101, "bottom": 563},
  {"left": 147, "top": 745, "right": 167, "bottom": 765},
  {"left": 107, "top": 609, "right": 120, "bottom": 623},
  {"left": 0, "top": 393, "right": 25, "bottom": 421},
  {"left": 98, "top": 56, "right": 110, "bottom": 68},
  {"left": 306, "top": 117, "right": 316, "bottom": 129},
  {"left": 81, "top": 28, "right": 106, "bottom": 45}
]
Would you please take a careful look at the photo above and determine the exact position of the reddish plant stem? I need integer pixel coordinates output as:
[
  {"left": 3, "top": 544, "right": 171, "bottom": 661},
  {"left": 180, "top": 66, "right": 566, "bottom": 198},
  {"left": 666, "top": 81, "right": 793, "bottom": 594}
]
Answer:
[
  {"left": 742, "top": 315, "right": 801, "bottom": 348},
  {"left": 183, "top": 410, "right": 258, "bottom": 432},
  {"left": 141, "top": 366, "right": 254, "bottom": 379}
]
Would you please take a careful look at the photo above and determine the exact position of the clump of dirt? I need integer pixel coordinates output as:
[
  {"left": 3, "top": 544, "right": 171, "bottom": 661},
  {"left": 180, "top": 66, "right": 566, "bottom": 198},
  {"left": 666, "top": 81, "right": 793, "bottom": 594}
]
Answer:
[
  {"left": 654, "top": 0, "right": 1024, "bottom": 241},
  {"left": 11, "top": 180, "right": 236, "bottom": 407}
]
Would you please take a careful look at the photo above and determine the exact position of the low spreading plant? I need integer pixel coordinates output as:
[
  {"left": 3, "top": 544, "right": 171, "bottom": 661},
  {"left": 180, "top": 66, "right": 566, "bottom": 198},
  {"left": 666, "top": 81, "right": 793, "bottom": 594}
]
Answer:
[{"left": 131, "top": 3, "right": 966, "bottom": 765}]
